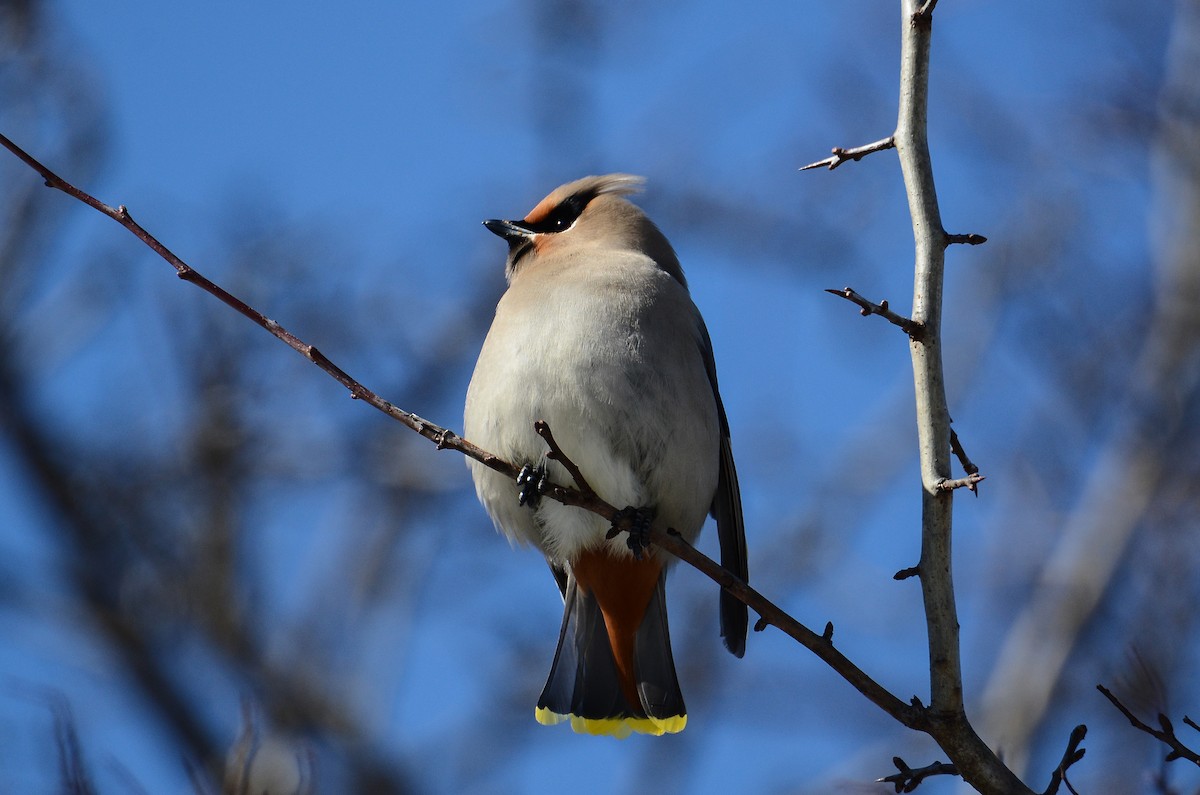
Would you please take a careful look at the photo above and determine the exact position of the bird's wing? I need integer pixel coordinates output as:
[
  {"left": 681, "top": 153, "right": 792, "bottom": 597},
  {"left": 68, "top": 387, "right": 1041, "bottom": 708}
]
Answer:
[{"left": 697, "top": 315, "right": 748, "bottom": 658}]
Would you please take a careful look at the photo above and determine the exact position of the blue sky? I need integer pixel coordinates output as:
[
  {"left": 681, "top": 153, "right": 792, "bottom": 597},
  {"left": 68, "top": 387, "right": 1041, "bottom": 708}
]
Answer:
[{"left": 2, "top": 1, "right": 1185, "bottom": 792}]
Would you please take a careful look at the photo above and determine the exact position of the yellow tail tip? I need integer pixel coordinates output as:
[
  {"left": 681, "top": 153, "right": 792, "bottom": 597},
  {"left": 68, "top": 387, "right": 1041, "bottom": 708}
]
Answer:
[{"left": 534, "top": 707, "right": 686, "bottom": 738}]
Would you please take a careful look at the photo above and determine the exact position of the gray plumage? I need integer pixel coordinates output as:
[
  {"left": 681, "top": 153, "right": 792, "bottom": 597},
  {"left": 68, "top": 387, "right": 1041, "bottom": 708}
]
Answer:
[{"left": 464, "top": 175, "right": 746, "bottom": 736}]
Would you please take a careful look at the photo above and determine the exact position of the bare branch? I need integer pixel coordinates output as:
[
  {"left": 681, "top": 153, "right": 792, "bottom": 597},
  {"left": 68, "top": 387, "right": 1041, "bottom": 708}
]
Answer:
[
  {"left": 50, "top": 695, "right": 98, "bottom": 795},
  {"left": 878, "top": 757, "right": 959, "bottom": 792},
  {"left": 0, "top": 131, "right": 513, "bottom": 486},
  {"left": 977, "top": 0, "right": 1200, "bottom": 772},
  {"left": 825, "top": 287, "right": 926, "bottom": 340},
  {"left": 659, "top": 523, "right": 925, "bottom": 726},
  {"left": 949, "top": 428, "right": 979, "bottom": 478},
  {"left": 897, "top": 0, "right": 957, "bottom": 706},
  {"left": 1041, "top": 725, "right": 1087, "bottom": 795},
  {"left": 935, "top": 473, "right": 985, "bottom": 493},
  {"left": 800, "top": 136, "right": 896, "bottom": 171},
  {"left": 893, "top": 0, "right": 1037, "bottom": 789},
  {"left": 535, "top": 419, "right": 599, "bottom": 499},
  {"left": 1097, "top": 685, "right": 1200, "bottom": 768},
  {"left": 948, "top": 428, "right": 983, "bottom": 495}
]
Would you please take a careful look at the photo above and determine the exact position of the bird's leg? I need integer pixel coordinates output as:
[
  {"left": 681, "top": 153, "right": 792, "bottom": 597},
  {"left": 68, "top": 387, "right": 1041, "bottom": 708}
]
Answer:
[
  {"left": 606, "top": 507, "right": 654, "bottom": 560},
  {"left": 516, "top": 462, "right": 551, "bottom": 508}
]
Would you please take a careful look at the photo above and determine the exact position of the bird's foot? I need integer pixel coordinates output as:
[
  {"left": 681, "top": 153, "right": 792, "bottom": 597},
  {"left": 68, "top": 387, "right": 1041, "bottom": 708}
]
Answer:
[
  {"left": 516, "top": 462, "right": 550, "bottom": 508},
  {"left": 606, "top": 506, "right": 654, "bottom": 560}
]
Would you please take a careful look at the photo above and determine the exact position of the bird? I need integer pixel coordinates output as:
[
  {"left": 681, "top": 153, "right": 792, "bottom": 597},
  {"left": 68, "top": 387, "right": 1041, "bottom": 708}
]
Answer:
[{"left": 463, "top": 174, "right": 747, "bottom": 738}]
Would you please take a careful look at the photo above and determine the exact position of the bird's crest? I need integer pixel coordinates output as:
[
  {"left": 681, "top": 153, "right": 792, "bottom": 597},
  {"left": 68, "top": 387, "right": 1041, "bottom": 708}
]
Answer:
[{"left": 524, "top": 174, "right": 645, "bottom": 225}]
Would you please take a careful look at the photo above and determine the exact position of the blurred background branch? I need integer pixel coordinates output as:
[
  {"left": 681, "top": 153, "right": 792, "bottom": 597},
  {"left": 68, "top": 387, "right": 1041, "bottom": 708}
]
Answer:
[{"left": 976, "top": 0, "right": 1200, "bottom": 785}]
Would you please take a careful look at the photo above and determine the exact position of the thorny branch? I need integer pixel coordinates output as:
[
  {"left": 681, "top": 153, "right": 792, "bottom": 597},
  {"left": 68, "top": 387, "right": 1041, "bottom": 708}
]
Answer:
[
  {"left": 0, "top": 132, "right": 510, "bottom": 490},
  {"left": 0, "top": 130, "right": 926, "bottom": 734},
  {"left": 936, "top": 473, "right": 985, "bottom": 493},
  {"left": 1097, "top": 685, "right": 1200, "bottom": 768},
  {"left": 804, "top": 1, "right": 1049, "bottom": 793},
  {"left": 800, "top": 136, "right": 896, "bottom": 171},
  {"left": 948, "top": 428, "right": 983, "bottom": 495},
  {"left": 950, "top": 428, "right": 979, "bottom": 478},
  {"left": 825, "top": 287, "right": 925, "bottom": 340},
  {"left": 878, "top": 757, "right": 959, "bottom": 793}
]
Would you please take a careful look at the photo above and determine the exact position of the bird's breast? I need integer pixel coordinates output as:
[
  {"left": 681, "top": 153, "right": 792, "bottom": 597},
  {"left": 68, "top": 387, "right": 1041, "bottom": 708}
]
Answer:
[{"left": 464, "top": 256, "right": 720, "bottom": 559}]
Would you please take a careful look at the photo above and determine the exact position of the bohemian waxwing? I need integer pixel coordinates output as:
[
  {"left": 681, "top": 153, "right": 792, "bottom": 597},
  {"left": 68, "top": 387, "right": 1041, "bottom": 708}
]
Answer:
[{"left": 464, "top": 174, "right": 747, "bottom": 738}]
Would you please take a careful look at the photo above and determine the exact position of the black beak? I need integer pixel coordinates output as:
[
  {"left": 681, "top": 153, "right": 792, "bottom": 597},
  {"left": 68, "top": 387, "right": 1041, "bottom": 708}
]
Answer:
[{"left": 483, "top": 218, "right": 533, "bottom": 241}]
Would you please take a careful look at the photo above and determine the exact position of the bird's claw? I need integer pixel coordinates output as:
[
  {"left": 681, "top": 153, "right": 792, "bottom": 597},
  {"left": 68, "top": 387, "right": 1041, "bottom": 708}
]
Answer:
[
  {"left": 606, "top": 506, "right": 654, "bottom": 560},
  {"left": 516, "top": 463, "right": 550, "bottom": 508}
]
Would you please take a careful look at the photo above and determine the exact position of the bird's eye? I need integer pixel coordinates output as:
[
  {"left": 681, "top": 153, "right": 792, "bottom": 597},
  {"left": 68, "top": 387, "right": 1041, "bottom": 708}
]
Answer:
[
  {"left": 551, "top": 197, "right": 585, "bottom": 229},
  {"left": 530, "top": 195, "right": 587, "bottom": 234}
]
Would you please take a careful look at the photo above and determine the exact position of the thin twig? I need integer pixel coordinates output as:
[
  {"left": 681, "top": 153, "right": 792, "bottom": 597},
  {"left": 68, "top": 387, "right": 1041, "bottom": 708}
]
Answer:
[
  {"left": 935, "top": 473, "right": 985, "bottom": 493},
  {"left": 1042, "top": 724, "right": 1087, "bottom": 795},
  {"left": 1098, "top": 685, "right": 1200, "bottom": 767},
  {"left": 946, "top": 232, "right": 987, "bottom": 246},
  {"left": 877, "top": 757, "right": 959, "bottom": 792},
  {"left": 50, "top": 695, "right": 98, "bottom": 795},
  {"left": 948, "top": 428, "right": 983, "bottom": 496},
  {"left": 656, "top": 524, "right": 922, "bottom": 724},
  {"left": 825, "top": 287, "right": 925, "bottom": 340},
  {"left": 949, "top": 428, "right": 979, "bottom": 477},
  {"left": 534, "top": 420, "right": 598, "bottom": 499},
  {"left": 800, "top": 135, "right": 896, "bottom": 171}
]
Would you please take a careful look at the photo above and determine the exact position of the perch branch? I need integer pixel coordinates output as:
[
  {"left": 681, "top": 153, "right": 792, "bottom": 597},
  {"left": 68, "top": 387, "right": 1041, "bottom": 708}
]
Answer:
[
  {"left": 0, "top": 129, "right": 927, "bottom": 736},
  {"left": 655, "top": 527, "right": 920, "bottom": 725},
  {"left": 537, "top": 421, "right": 924, "bottom": 729},
  {"left": 0, "top": 132, "right": 519, "bottom": 488}
]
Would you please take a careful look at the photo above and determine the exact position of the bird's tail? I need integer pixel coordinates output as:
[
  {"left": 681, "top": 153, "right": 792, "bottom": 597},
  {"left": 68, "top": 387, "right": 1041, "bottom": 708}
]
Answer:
[{"left": 535, "top": 549, "right": 686, "bottom": 738}]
